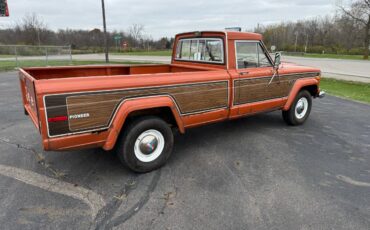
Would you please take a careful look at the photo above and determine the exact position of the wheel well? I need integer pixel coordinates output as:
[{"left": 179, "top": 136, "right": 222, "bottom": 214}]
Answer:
[
  {"left": 301, "top": 85, "right": 318, "bottom": 97},
  {"left": 125, "top": 107, "right": 178, "bottom": 129}
]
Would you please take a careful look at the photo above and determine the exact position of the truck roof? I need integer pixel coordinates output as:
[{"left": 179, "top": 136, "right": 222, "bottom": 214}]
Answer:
[{"left": 175, "top": 30, "right": 262, "bottom": 41}]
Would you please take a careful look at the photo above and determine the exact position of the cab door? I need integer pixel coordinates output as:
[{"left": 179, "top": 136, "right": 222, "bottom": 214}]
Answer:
[{"left": 233, "top": 41, "right": 285, "bottom": 115}]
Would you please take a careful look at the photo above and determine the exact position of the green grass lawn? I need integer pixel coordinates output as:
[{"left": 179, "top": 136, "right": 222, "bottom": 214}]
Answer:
[
  {"left": 288, "top": 53, "right": 369, "bottom": 61},
  {"left": 0, "top": 60, "right": 154, "bottom": 72},
  {"left": 0, "top": 54, "right": 15, "bottom": 58},
  {"left": 320, "top": 77, "right": 370, "bottom": 104},
  {"left": 112, "top": 50, "right": 172, "bottom": 56}
]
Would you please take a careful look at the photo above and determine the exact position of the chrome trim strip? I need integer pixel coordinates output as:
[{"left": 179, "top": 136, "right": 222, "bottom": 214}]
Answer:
[
  {"left": 235, "top": 72, "right": 319, "bottom": 81},
  {"left": 43, "top": 80, "right": 228, "bottom": 97}
]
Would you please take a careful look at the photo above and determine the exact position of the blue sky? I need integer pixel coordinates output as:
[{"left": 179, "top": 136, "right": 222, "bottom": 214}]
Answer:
[{"left": 0, "top": 0, "right": 339, "bottom": 38}]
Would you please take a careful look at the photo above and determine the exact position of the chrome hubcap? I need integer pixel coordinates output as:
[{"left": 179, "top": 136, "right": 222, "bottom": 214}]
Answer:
[
  {"left": 139, "top": 135, "right": 158, "bottom": 155},
  {"left": 134, "top": 130, "right": 165, "bottom": 163},
  {"left": 295, "top": 97, "right": 308, "bottom": 119},
  {"left": 296, "top": 101, "right": 304, "bottom": 114}
]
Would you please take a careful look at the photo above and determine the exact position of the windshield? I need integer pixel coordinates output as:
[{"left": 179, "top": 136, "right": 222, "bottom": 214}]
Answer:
[{"left": 175, "top": 38, "right": 224, "bottom": 64}]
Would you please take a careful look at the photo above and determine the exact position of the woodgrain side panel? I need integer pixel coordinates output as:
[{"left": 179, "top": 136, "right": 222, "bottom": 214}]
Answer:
[
  {"left": 44, "top": 81, "right": 229, "bottom": 135},
  {"left": 234, "top": 72, "right": 319, "bottom": 105},
  {"left": 67, "top": 82, "right": 228, "bottom": 131}
]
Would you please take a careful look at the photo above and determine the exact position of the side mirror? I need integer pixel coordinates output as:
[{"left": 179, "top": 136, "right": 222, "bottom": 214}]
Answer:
[{"left": 274, "top": 52, "right": 281, "bottom": 69}]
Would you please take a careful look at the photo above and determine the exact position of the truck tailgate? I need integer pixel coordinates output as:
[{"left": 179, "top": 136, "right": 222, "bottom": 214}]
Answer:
[{"left": 19, "top": 70, "right": 40, "bottom": 131}]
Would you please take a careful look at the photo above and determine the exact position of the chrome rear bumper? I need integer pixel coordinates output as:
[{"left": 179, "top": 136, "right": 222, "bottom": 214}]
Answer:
[{"left": 318, "top": 91, "right": 326, "bottom": 98}]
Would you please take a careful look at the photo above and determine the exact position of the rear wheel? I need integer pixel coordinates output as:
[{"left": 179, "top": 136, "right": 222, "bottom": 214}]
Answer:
[
  {"left": 282, "top": 90, "right": 312, "bottom": 126},
  {"left": 116, "top": 116, "right": 174, "bottom": 173}
]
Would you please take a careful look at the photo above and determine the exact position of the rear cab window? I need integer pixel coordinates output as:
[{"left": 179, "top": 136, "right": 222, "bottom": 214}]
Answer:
[
  {"left": 175, "top": 38, "right": 224, "bottom": 64},
  {"left": 235, "top": 41, "right": 272, "bottom": 69}
]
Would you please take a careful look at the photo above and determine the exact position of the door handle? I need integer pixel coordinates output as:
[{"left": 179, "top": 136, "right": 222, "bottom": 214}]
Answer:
[{"left": 239, "top": 72, "right": 249, "bottom": 76}]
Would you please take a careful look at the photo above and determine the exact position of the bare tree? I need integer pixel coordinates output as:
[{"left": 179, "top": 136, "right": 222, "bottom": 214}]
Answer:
[
  {"left": 16, "top": 13, "right": 47, "bottom": 45},
  {"left": 128, "top": 24, "right": 144, "bottom": 48},
  {"left": 255, "top": 14, "right": 368, "bottom": 55},
  {"left": 338, "top": 0, "right": 370, "bottom": 59}
]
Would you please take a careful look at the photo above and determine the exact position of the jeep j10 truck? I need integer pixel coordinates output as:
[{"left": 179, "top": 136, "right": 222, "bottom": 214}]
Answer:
[{"left": 19, "top": 31, "right": 325, "bottom": 172}]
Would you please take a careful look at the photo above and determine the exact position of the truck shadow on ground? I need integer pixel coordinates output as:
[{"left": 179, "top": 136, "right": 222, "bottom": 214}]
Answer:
[{"left": 170, "top": 111, "right": 287, "bottom": 163}]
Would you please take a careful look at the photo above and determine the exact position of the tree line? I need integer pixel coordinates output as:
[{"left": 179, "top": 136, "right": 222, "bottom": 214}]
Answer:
[
  {"left": 255, "top": 0, "right": 370, "bottom": 59},
  {"left": 0, "top": 14, "right": 173, "bottom": 52}
]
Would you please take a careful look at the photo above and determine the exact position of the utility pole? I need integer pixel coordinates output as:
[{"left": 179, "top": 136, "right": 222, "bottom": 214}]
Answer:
[
  {"left": 294, "top": 31, "right": 299, "bottom": 52},
  {"left": 101, "top": 0, "right": 109, "bottom": 63},
  {"left": 37, "top": 28, "right": 41, "bottom": 46},
  {"left": 304, "top": 34, "right": 308, "bottom": 53}
]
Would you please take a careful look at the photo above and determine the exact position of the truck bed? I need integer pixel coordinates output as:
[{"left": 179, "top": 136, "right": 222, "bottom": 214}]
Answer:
[{"left": 23, "top": 64, "right": 210, "bottom": 80}]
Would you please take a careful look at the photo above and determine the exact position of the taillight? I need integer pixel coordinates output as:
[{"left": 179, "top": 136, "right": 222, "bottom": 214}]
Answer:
[{"left": 48, "top": 116, "right": 68, "bottom": 122}]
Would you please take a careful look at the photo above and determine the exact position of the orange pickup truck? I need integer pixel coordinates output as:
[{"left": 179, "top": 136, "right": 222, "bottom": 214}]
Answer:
[{"left": 19, "top": 31, "right": 325, "bottom": 172}]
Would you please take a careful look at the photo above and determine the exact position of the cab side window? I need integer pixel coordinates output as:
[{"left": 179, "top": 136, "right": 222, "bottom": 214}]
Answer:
[{"left": 236, "top": 42, "right": 272, "bottom": 69}]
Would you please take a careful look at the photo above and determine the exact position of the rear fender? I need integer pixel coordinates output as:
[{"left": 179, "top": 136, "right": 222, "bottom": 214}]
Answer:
[
  {"left": 103, "top": 96, "right": 184, "bottom": 151},
  {"left": 283, "top": 78, "right": 319, "bottom": 111}
]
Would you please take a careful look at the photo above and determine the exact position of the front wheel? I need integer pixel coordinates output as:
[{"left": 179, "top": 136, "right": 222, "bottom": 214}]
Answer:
[
  {"left": 282, "top": 90, "right": 312, "bottom": 126},
  {"left": 116, "top": 116, "right": 174, "bottom": 173}
]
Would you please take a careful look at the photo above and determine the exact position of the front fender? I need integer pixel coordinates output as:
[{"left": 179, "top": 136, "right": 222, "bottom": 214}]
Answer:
[
  {"left": 283, "top": 78, "right": 319, "bottom": 111},
  {"left": 103, "top": 96, "right": 184, "bottom": 151}
]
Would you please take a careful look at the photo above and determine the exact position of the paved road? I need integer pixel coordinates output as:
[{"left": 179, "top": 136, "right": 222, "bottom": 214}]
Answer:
[
  {"left": 283, "top": 56, "right": 370, "bottom": 83},
  {"left": 0, "top": 71, "right": 370, "bottom": 229}
]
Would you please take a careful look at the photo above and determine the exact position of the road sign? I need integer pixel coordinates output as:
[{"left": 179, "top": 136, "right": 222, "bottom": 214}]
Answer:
[
  {"left": 0, "top": 0, "right": 9, "bottom": 17},
  {"left": 114, "top": 35, "right": 122, "bottom": 41},
  {"left": 114, "top": 35, "right": 123, "bottom": 51},
  {"left": 122, "top": 41, "right": 128, "bottom": 49}
]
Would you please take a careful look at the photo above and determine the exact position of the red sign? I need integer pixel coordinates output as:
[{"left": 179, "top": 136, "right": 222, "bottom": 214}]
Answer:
[{"left": 0, "top": 0, "right": 9, "bottom": 17}]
